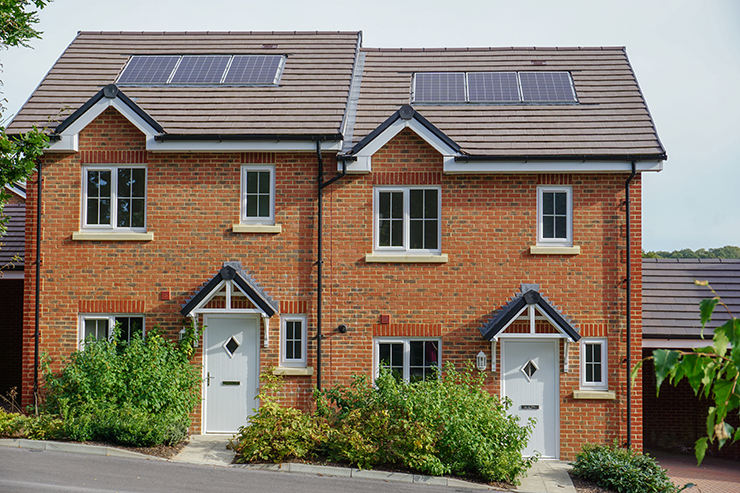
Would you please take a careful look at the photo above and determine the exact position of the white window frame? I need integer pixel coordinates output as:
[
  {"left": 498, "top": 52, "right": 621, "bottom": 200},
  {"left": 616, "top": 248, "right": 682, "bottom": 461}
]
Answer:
[
  {"left": 240, "top": 165, "right": 276, "bottom": 225},
  {"left": 280, "top": 314, "right": 307, "bottom": 367},
  {"left": 81, "top": 165, "right": 147, "bottom": 232},
  {"left": 373, "top": 337, "right": 441, "bottom": 382},
  {"left": 373, "top": 186, "right": 441, "bottom": 254},
  {"left": 78, "top": 314, "right": 146, "bottom": 346},
  {"left": 580, "top": 338, "right": 608, "bottom": 390},
  {"left": 537, "top": 185, "right": 573, "bottom": 246}
]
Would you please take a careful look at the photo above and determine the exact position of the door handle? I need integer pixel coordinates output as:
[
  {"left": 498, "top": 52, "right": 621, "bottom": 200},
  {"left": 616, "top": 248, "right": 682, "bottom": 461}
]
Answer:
[{"left": 206, "top": 372, "right": 213, "bottom": 387}]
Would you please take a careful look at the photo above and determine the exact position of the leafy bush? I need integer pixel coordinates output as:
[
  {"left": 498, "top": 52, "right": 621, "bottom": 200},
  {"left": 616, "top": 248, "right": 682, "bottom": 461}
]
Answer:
[
  {"left": 0, "top": 409, "right": 27, "bottom": 437},
  {"left": 231, "top": 372, "right": 328, "bottom": 463},
  {"left": 43, "top": 325, "right": 201, "bottom": 446},
  {"left": 571, "top": 443, "right": 679, "bottom": 493},
  {"left": 0, "top": 409, "right": 63, "bottom": 440},
  {"left": 232, "top": 364, "right": 535, "bottom": 484}
]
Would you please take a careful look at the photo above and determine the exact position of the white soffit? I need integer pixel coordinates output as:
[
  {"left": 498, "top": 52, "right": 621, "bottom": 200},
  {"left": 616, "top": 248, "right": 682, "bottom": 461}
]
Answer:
[{"left": 444, "top": 159, "right": 664, "bottom": 174}]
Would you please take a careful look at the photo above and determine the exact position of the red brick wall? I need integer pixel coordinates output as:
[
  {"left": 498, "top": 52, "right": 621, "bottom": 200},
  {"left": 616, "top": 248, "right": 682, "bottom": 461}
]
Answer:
[{"left": 23, "top": 112, "right": 643, "bottom": 459}]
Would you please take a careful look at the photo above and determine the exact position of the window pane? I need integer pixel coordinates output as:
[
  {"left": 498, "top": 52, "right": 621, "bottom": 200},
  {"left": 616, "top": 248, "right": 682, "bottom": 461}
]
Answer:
[
  {"left": 424, "top": 190, "right": 438, "bottom": 219},
  {"left": 409, "top": 219, "right": 423, "bottom": 249},
  {"left": 84, "top": 319, "right": 109, "bottom": 341},
  {"left": 88, "top": 170, "right": 100, "bottom": 197},
  {"left": 379, "top": 192, "right": 391, "bottom": 219},
  {"left": 410, "top": 190, "right": 423, "bottom": 218},
  {"left": 99, "top": 171, "right": 111, "bottom": 197},
  {"left": 555, "top": 216, "right": 567, "bottom": 239},
  {"left": 424, "top": 220, "right": 438, "bottom": 250},
  {"left": 410, "top": 341, "right": 424, "bottom": 367},
  {"left": 586, "top": 364, "right": 594, "bottom": 382},
  {"left": 379, "top": 220, "right": 390, "bottom": 246},
  {"left": 555, "top": 192, "right": 567, "bottom": 215},
  {"left": 390, "top": 192, "right": 403, "bottom": 219},
  {"left": 131, "top": 169, "right": 146, "bottom": 198},
  {"left": 100, "top": 199, "right": 111, "bottom": 225},
  {"left": 258, "top": 171, "right": 270, "bottom": 194},
  {"left": 391, "top": 219, "right": 403, "bottom": 247},
  {"left": 246, "top": 197, "right": 258, "bottom": 217},
  {"left": 543, "top": 216, "right": 554, "bottom": 238},
  {"left": 118, "top": 198, "right": 131, "bottom": 228},
  {"left": 258, "top": 195, "right": 269, "bottom": 217},
  {"left": 131, "top": 198, "right": 145, "bottom": 228},
  {"left": 87, "top": 198, "right": 98, "bottom": 224},
  {"left": 118, "top": 168, "right": 131, "bottom": 198},
  {"left": 543, "top": 192, "right": 554, "bottom": 215},
  {"left": 246, "top": 171, "right": 258, "bottom": 193}
]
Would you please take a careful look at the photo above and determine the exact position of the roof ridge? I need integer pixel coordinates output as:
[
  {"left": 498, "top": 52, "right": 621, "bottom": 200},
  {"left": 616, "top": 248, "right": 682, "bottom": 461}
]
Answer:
[
  {"left": 77, "top": 30, "right": 362, "bottom": 36},
  {"left": 361, "top": 46, "right": 623, "bottom": 53}
]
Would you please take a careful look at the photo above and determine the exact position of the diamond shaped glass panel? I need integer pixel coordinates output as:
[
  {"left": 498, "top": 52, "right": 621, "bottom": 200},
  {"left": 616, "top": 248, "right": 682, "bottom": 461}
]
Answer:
[
  {"left": 224, "top": 336, "right": 240, "bottom": 357},
  {"left": 520, "top": 359, "right": 539, "bottom": 381}
]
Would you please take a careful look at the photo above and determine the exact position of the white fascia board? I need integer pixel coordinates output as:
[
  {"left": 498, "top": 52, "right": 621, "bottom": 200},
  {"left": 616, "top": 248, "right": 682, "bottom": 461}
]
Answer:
[
  {"left": 45, "top": 134, "right": 78, "bottom": 153},
  {"left": 444, "top": 159, "right": 664, "bottom": 174},
  {"left": 147, "top": 138, "right": 343, "bottom": 153}
]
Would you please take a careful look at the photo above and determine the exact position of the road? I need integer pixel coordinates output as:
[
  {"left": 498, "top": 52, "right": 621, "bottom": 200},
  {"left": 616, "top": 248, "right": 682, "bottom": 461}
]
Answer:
[{"left": 0, "top": 447, "right": 483, "bottom": 493}]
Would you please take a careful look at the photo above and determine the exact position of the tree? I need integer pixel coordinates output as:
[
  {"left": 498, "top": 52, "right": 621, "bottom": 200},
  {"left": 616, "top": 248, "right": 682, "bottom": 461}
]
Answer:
[
  {"left": 632, "top": 282, "right": 740, "bottom": 464},
  {"left": 642, "top": 246, "right": 740, "bottom": 259},
  {"left": 0, "top": 0, "right": 50, "bottom": 236}
]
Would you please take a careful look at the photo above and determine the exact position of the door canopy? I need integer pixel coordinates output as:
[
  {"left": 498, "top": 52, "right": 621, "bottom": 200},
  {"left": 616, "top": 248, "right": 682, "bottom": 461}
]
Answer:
[{"left": 480, "top": 284, "right": 580, "bottom": 342}]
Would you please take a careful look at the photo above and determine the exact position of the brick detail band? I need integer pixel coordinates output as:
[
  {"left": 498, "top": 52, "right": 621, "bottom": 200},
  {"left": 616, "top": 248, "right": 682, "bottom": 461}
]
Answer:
[
  {"left": 505, "top": 321, "right": 560, "bottom": 334},
  {"left": 78, "top": 300, "right": 146, "bottom": 313},
  {"left": 373, "top": 172, "right": 442, "bottom": 186},
  {"left": 280, "top": 300, "right": 308, "bottom": 314},
  {"left": 372, "top": 323, "right": 442, "bottom": 337},
  {"left": 241, "top": 152, "right": 276, "bottom": 164},
  {"left": 537, "top": 174, "right": 572, "bottom": 185},
  {"left": 578, "top": 323, "right": 609, "bottom": 337},
  {"left": 80, "top": 150, "right": 147, "bottom": 164}
]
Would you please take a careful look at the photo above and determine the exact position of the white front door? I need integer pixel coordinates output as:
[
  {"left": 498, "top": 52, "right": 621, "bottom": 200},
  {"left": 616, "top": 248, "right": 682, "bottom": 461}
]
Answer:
[
  {"left": 204, "top": 315, "right": 259, "bottom": 434},
  {"left": 502, "top": 339, "right": 559, "bottom": 459}
]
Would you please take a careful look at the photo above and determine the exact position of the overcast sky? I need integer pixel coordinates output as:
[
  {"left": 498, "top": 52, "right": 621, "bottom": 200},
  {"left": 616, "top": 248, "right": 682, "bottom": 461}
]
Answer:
[{"left": 2, "top": 0, "right": 738, "bottom": 252}]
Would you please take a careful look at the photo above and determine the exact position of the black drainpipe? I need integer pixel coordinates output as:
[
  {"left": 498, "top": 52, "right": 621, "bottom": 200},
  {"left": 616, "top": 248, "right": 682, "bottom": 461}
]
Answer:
[
  {"left": 33, "top": 160, "right": 42, "bottom": 414},
  {"left": 315, "top": 141, "right": 347, "bottom": 391},
  {"left": 625, "top": 161, "right": 636, "bottom": 447}
]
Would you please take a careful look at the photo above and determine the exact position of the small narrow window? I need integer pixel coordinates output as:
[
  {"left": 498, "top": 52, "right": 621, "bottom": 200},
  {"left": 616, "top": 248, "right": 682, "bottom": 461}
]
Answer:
[
  {"left": 375, "top": 338, "right": 440, "bottom": 382},
  {"left": 537, "top": 186, "right": 572, "bottom": 246},
  {"left": 581, "top": 339, "right": 607, "bottom": 390},
  {"left": 241, "top": 166, "right": 275, "bottom": 224},
  {"left": 281, "top": 314, "right": 307, "bottom": 367}
]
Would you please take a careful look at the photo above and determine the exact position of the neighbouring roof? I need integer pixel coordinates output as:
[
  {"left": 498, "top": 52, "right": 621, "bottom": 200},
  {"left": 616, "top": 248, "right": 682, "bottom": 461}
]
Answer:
[
  {"left": 0, "top": 204, "right": 25, "bottom": 269},
  {"left": 354, "top": 47, "right": 665, "bottom": 158},
  {"left": 643, "top": 258, "right": 740, "bottom": 340},
  {"left": 8, "top": 31, "right": 362, "bottom": 137}
]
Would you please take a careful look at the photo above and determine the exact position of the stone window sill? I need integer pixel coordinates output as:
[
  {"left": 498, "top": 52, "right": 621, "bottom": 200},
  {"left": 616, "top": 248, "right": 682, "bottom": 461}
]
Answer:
[
  {"left": 232, "top": 224, "right": 282, "bottom": 234},
  {"left": 365, "top": 253, "right": 449, "bottom": 263},
  {"left": 72, "top": 231, "right": 154, "bottom": 241},
  {"left": 272, "top": 366, "right": 314, "bottom": 376},
  {"left": 572, "top": 390, "right": 616, "bottom": 400},
  {"left": 529, "top": 245, "right": 581, "bottom": 255}
]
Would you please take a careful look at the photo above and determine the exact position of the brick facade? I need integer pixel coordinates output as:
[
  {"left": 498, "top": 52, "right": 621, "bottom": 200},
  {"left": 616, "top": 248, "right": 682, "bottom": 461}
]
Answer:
[{"left": 22, "top": 109, "right": 643, "bottom": 459}]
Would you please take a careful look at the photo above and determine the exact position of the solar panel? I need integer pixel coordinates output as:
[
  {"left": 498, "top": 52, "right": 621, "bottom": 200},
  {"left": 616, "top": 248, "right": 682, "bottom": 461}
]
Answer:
[
  {"left": 224, "top": 55, "right": 284, "bottom": 85},
  {"left": 413, "top": 72, "right": 466, "bottom": 103},
  {"left": 520, "top": 72, "right": 576, "bottom": 102},
  {"left": 170, "top": 55, "right": 231, "bottom": 84},
  {"left": 468, "top": 72, "right": 520, "bottom": 102},
  {"left": 117, "top": 56, "right": 180, "bottom": 85}
]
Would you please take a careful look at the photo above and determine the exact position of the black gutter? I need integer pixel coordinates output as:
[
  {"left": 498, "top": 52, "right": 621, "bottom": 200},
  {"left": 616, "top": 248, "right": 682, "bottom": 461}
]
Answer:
[
  {"left": 155, "top": 133, "right": 343, "bottom": 143},
  {"left": 454, "top": 153, "right": 667, "bottom": 163},
  {"left": 33, "top": 160, "right": 42, "bottom": 414},
  {"left": 315, "top": 140, "right": 347, "bottom": 392},
  {"left": 625, "top": 161, "right": 637, "bottom": 448}
]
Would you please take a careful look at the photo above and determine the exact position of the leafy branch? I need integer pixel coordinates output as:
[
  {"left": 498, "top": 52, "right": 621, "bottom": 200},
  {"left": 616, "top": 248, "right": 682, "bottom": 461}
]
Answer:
[{"left": 631, "top": 281, "right": 740, "bottom": 464}]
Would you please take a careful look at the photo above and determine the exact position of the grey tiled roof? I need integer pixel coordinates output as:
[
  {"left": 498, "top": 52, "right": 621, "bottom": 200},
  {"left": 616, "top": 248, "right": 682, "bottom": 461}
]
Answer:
[
  {"left": 355, "top": 47, "right": 665, "bottom": 158},
  {"left": 8, "top": 31, "right": 362, "bottom": 136},
  {"left": 642, "top": 258, "right": 740, "bottom": 339},
  {"left": 0, "top": 204, "right": 25, "bottom": 269}
]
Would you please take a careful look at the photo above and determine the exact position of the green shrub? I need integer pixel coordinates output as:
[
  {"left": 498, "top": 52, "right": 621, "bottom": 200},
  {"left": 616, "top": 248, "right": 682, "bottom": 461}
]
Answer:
[
  {"left": 0, "top": 409, "right": 63, "bottom": 440},
  {"left": 232, "top": 372, "right": 328, "bottom": 463},
  {"left": 44, "top": 325, "right": 201, "bottom": 447},
  {"left": 571, "top": 443, "right": 680, "bottom": 493},
  {"left": 0, "top": 409, "right": 27, "bottom": 437}
]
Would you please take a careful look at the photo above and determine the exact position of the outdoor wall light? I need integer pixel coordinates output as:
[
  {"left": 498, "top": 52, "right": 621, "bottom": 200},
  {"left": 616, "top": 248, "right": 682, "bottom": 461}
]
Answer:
[
  {"left": 337, "top": 324, "right": 348, "bottom": 333},
  {"left": 476, "top": 351, "right": 487, "bottom": 371}
]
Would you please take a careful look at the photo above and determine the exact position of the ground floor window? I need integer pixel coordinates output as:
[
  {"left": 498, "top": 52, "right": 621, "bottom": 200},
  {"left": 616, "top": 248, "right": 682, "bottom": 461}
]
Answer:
[
  {"left": 280, "top": 314, "right": 307, "bottom": 367},
  {"left": 580, "top": 338, "right": 607, "bottom": 390},
  {"left": 80, "top": 315, "right": 144, "bottom": 344},
  {"left": 374, "top": 338, "right": 441, "bottom": 382}
]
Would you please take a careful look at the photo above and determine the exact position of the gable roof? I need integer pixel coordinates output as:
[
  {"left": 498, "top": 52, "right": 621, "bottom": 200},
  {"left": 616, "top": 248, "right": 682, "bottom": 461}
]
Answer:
[
  {"left": 0, "top": 204, "right": 25, "bottom": 269},
  {"left": 8, "top": 31, "right": 362, "bottom": 138},
  {"left": 643, "top": 258, "right": 740, "bottom": 342},
  {"left": 354, "top": 47, "right": 665, "bottom": 160}
]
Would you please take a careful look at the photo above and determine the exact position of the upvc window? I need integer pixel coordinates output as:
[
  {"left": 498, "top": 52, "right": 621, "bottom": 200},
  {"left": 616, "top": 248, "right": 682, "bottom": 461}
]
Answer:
[
  {"left": 374, "top": 338, "right": 441, "bottom": 382},
  {"left": 281, "top": 314, "right": 307, "bottom": 367},
  {"left": 83, "top": 166, "right": 147, "bottom": 231},
  {"left": 537, "top": 186, "right": 572, "bottom": 246},
  {"left": 580, "top": 338, "right": 607, "bottom": 390},
  {"left": 374, "top": 187, "right": 441, "bottom": 253},
  {"left": 241, "top": 166, "right": 275, "bottom": 224},
  {"left": 80, "top": 315, "right": 145, "bottom": 344}
]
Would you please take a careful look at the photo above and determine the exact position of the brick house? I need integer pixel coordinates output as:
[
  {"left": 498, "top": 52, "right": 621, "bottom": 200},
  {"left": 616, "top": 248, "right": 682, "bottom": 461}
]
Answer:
[{"left": 8, "top": 31, "right": 666, "bottom": 459}]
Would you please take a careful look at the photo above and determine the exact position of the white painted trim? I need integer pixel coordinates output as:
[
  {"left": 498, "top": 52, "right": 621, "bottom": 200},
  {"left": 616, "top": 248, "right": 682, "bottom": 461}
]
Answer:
[
  {"left": 240, "top": 165, "right": 276, "bottom": 225},
  {"left": 72, "top": 231, "right": 154, "bottom": 241},
  {"left": 373, "top": 337, "right": 442, "bottom": 382},
  {"left": 365, "top": 253, "right": 449, "bottom": 263},
  {"left": 196, "top": 308, "right": 264, "bottom": 315},
  {"left": 497, "top": 333, "right": 565, "bottom": 339},
  {"left": 372, "top": 186, "right": 442, "bottom": 255},
  {"left": 80, "top": 164, "right": 148, "bottom": 234},
  {"left": 280, "top": 314, "right": 308, "bottom": 367},
  {"left": 232, "top": 224, "right": 282, "bottom": 234},
  {"left": 529, "top": 245, "right": 581, "bottom": 255},
  {"left": 0, "top": 271, "right": 24, "bottom": 279},
  {"left": 444, "top": 159, "right": 664, "bottom": 174},
  {"left": 537, "top": 185, "right": 573, "bottom": 247},
  {"left": 580, "top": 338, "right": 608, "bottom": 391},
  {"left": 642, "top": 339, "right": 717, "bottom": 349},
  {"left": 147, "top": 139, "right": 342, "bottom": 153}
]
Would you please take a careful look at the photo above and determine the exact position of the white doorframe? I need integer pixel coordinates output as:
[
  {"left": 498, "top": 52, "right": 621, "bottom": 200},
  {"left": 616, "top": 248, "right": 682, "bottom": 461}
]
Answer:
[
  {"left": 202, "top": 313, "right": 260, "bottom": 434},
  {"left": 500, "top": 337, "right": 560, "bottom": 459}
]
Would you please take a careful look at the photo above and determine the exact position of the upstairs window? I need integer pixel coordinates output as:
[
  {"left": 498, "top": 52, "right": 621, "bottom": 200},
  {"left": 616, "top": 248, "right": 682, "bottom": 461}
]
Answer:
[
  {"left": 374, "top": 187, "right": 440, "bottom": 254},
  {"left": 241, "top": 166, "right": 275, "bottom": 224},
  {"left": 83, "top": 166, "right": 146, "bottom": 231},
  {"left": 117, "top": 54, "right": 285, "bottom": 86},
  {"left": 537, "top": 186, "right": 572, "bottom": 246},
  {"left": 413, "top": 71, "right": 577, "bottom": 104},
  {"left": 81, "top": 315, "right": 144, "bottom": 344}
]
